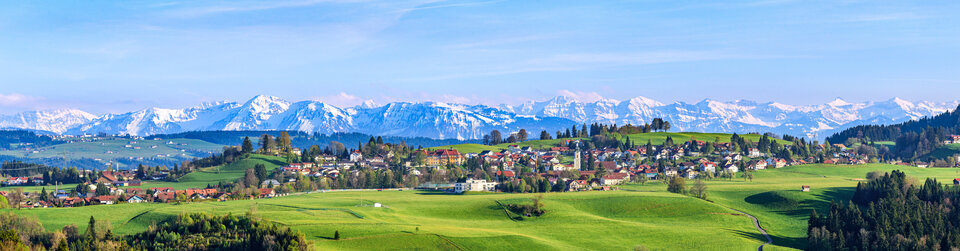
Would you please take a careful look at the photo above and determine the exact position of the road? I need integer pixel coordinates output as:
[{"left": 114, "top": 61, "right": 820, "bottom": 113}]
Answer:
[{"left": 727, "top": 207, "right": 773, "bottom": 251}]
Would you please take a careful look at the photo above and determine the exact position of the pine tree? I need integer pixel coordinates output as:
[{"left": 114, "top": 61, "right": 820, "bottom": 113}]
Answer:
[{"left": 242, "top": 137, "right": 254, "bottom": 154}]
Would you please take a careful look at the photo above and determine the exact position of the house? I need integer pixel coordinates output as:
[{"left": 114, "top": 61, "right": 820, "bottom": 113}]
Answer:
[
  {"left": 94, "top": 195, "right": 117, "bottom": 205},
  {"left": 700, "top": 162, "right": 717, "bottom": 173},
  {"left": 664, "top": 167, "right": 678, "bottom": 177},
  {"left": 747, "top": 160, "right": 767, "bottom": 170},
  {"left": 748, "top": 148, "right": 763, "bottom": 158},
  {"left": 954, "top": 178, "right": 960, "bottom": 185},
  {"left": 602, "top": 173, "right": 630, "bottom": 185},
  {"left": 127, "top": 195, "right": 146, "bottom": 203},
  {"left": 258, "top": 188, "right": 276, "bottom": 198},
  {"left": 349, "top": 150, "right": 364, "bottom": 162},
  {"left": 723, "top": 164, "right": 739, "bottom": 173},
  {"left": 916, "top": 162, "right": 930, "bottom": 168},
  {"left": 262, "top": 179, "right": 281, "bottom": 187},
  {"left": 454, "top": 179, "right": 498, "bottom": 193},
  {"left": 495, "top": 170, "right": 515, "bottom": 178},
  {"left": 801, "top": 185, "right": 811, "bottom": 192},
  {"left": 568, "top": 180, "right": 589, "bottom": 191}
]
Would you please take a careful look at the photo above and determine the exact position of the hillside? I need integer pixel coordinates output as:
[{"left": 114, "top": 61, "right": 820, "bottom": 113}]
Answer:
[
  {"left": 4, "top": 164, "right": 958, "bottom": 250},
  {"left": 429, "top": 132, "right": 788, "bottom": 153},
  {"left": 0, "top": 138, "right": 224, "bottom": 170}
]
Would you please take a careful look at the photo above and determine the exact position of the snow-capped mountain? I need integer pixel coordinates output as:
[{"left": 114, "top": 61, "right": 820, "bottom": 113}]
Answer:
[
  {"left": 0, "top": 109, "right": 97, "bottom": 134},
  {"left": 3, "top": 95, "right": 957, "bottom": 140}
]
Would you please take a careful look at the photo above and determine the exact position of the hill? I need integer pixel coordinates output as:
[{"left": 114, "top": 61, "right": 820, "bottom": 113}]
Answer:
[
  {"left": 7, "top": 163, "right": 957, "bottom": 250},
  {"left": 0, "top": 138, "right": 224, "bottom": 170},
  {"left": 430, "top": 132, "right": 788, "bottom": 154}
]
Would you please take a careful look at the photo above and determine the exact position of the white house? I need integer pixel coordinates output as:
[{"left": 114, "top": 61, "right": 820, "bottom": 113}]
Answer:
[
  {"left": 127, "top": 195, "right": 145, "bottom": 203},
  {"left": 748, "top": 148, "right": 763, "bottom": 158},
  {"left": 349, "top": 151, "right": 364, "bottom": 162},
  {"left": 454, "top": 179, "right": 498, "bottom": 193}
]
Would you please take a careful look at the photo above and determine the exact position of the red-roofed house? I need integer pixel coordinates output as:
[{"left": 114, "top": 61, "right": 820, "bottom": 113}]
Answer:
[{"left": 602, "top": 173, "right": 630, "bottom": 185}]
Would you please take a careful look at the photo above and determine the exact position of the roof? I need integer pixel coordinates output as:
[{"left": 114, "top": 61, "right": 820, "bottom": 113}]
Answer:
[{"left": 603, "top": 173, "right": 629, "bottom": 180}]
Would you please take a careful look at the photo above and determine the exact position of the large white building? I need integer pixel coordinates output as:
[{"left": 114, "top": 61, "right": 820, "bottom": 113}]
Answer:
[{"left": 455, "top": 179, "right": 498, "bottom": 193}]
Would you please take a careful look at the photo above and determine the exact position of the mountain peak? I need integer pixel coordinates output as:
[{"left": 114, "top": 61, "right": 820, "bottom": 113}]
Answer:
[
  {"left": 627, "top": 96, "right": 664, "bottom": 107},
  {"left": 827, "top": 97, "right": 850, "bottom": 107}
]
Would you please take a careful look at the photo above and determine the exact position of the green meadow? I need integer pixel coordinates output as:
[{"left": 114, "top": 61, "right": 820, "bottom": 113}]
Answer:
[{"left": 7, "top": 163, "right": 960, "bottom": 250}]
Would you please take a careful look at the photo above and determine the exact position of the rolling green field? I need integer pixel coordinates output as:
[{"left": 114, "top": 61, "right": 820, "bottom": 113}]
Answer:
[
  {"left": 924, "top": 143, "right": 960, "bottom": 159},
  {"left": 3, "top": 190, "right": 762, "bottom": 250},
  {"left": 171, "top": 154, "right": 287, "bottom": 189},
  {"left": 8, "top": 163, "right": 960, "bottom": 250}
]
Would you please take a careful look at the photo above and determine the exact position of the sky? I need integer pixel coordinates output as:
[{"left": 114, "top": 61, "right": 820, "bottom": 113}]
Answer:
[{"left": 0, "top": 0, "right": 958, "bottom": 114}]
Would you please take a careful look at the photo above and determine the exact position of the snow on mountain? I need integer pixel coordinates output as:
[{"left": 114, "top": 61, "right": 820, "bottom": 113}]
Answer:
[
  {"left": 2, "top": 95, "right": 957, "bottom": 140},
  {"left": 0, "top": 109, "right": 97, "bottom": 134}
]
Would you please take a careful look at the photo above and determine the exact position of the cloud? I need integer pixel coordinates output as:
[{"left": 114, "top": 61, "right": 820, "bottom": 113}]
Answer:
[
  {"left": 842, "top": 13, "right": 927, "bottom": 22},
  {"left": 394, "top": 0, "right": 502, "bottom": 14},
  {"left": 557, "top": 90, "right": 605, "bottom": 103},
  {"left": 314, "top": 92, "right": 364, "bottom": 107},
  {"left": 0, "top": 93, "right": 42, "bottom": 107},
  {"left": 163, "top": 0, "right": 370, "bottom": 18}
]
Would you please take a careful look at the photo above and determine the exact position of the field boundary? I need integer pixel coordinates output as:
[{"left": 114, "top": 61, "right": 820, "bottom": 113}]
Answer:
[{"left": 259, "top": 203, "right": 365, "bottom": 219}]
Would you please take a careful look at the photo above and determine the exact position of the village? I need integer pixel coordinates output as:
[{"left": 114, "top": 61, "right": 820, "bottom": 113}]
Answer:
[{"left": 2, "top": 129, "right": 908, "bottom": 209}]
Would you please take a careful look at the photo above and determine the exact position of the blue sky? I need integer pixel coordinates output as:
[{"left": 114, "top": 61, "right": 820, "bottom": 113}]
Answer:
[{"left": 0, "top": 0, "right": 957, "bottom": 114}]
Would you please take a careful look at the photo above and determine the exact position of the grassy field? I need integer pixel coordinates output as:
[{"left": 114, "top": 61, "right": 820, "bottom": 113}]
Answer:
[
  {"left": 7, "top": 160, "right": 960, "bottom": 250},
  {"left": 3, "top": 190, "right": 762, "bottom": 250},
  {"left": 923, "top": 143, "right": 960, "bottom": 159}
]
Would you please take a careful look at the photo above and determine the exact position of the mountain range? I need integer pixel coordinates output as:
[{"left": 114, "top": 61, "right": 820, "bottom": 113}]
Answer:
[{"left": 0, "top": 95, "right": 955, "bottom": 140}]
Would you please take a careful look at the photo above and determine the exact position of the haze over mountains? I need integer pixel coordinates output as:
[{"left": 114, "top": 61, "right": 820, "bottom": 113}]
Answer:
[{"left": 0, "top": 95, "right": 955, "bottom": 140}]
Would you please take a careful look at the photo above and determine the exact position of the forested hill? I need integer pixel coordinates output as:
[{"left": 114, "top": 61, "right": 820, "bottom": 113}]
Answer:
[
  {"left": 826, "top": 105, "right": 960, "bottom": 160},
  {"left": 827, "top": 105, "right": 960, "bottom": 143},
  {"left": 152, "top": 130, "right": 476, "bottom": 149},
  {"left": 0, "top": 130, "right": 60, "bottom": 150}
]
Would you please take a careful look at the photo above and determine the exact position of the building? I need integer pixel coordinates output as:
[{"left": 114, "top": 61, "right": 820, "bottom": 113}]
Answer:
[
  {"left": 425, "top": 149, "right": 465, "bottom": 166},
  {"left": 801, "top": 185, "right": 811, "bottom": 192},
  {"left": 454, "top": 179, "right": 498, "bottom": 193},
  {"left": 602, "top": 173, "right": 630, "bottom": 185},
  {"left": 349, "top": 151, "right": 364, "bottom": 162}
]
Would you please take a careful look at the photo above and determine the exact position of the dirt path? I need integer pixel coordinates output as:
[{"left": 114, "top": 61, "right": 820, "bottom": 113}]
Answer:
[{"left": 727, "top": 207, "right": 773, "bottom": 251}]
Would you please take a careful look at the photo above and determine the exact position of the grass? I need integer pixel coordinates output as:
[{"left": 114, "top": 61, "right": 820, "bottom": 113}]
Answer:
[
  {"left": 173, "top": 154, "right": 287, "bottom": 188},
  {"left": 924, "top": 143, "right": 960, "bottom": 159},
  {"left": 9, "top": 159, "right": 960, "bottom": 250},
  {"left": 3, "top": 190, "right": 762, "bottom": 250}
]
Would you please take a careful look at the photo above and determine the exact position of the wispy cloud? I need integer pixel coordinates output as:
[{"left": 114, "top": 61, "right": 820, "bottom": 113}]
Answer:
[
  {"left": 842, "top": 13, "right": 927, "bottom": 22},
  {"left": 164, "top": 0, "right": 358, "bottom": 18},
  {"left": 314, "top": 92, "right": 364, "bottom": 107},
  {"left": 394, "top": 0, "right": 502, "bottom": 14},
  {"left": 556, "top": 90, "right": 606, "bottom": 103}
]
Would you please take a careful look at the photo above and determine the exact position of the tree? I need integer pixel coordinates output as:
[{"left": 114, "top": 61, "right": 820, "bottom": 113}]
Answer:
[
  {"left": 87, "top": 216, "right": 97, "bottom": 240},
  {"left": 667, "top": 176, "right": 686, "bottom": 194},
  {"left": 517, "top": 129, "right": 528, "bottom": 142},
  {"left": 254, "top": 164, "right": 268, "bottom": 182},
  {"left": 334, "top": 230, "right": 340, "bottom": 240},
  {"left": 6, "top": 188, "right": 24, "bottom": 210},
  {"left": 691, "top": 179, "right": 708, "bottom": 200},
  {"left": 488, "top": 130, "right": 502, "bottom": 145},
  {"left": 540, "top": 130, "right": 552, "bottom": 140},
  {"left": 279, "top": 131, "right": 293, "bottom": 153},
  {"left": 245, "top": 169, "right": 260, "bottom": 188},
  {"left": 241, "top": 137, "right": 254, "bottom": 154},
  {"left": 259, "top": 134, "right": 276, "bottom": 154}
]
